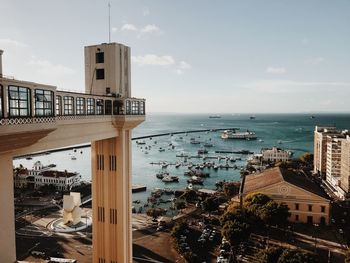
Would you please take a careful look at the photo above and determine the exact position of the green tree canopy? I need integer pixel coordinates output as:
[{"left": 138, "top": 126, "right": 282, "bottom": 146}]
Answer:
[
  {"left": 202, "top": 196, "right": 218, "bottom": 213},
  {"left": 180, "top": 189, "right": 198, "bottom": 203},
  {"left": 223, "top": 181, "right": 241, "bottom": 197},
  {"left": 277, "top": 249, "right": 318, "bottom": 263},
  {"left": 222, "top": 220, "right": 250, "bottom": 246}
]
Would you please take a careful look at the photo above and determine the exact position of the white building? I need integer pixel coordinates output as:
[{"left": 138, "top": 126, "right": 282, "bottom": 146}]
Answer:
[
  {"left": 261, "top": 147, "right": 290, "bottom": 162},
  {"left": 34, "top": 170, "right": 81, "bottom": 191}
]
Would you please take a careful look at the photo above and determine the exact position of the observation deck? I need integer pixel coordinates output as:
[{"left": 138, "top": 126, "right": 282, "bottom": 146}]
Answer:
[{"left": 0, "top": 75, "right": 145, "bottom": 155}]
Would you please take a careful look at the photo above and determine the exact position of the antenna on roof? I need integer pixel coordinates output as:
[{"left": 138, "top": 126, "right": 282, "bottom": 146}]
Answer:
[{"left": 108, "top": 2, "right": 111, "bottom": 43}]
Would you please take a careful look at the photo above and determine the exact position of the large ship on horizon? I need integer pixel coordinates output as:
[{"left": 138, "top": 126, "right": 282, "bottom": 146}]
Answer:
[{"left": 221, "top": 129, "right": 257, "bottom": 140}]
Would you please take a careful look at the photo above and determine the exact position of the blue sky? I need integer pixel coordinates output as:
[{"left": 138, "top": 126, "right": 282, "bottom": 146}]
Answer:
[{"left": 1, "top": 0, "right": 350, "bottom": 113}]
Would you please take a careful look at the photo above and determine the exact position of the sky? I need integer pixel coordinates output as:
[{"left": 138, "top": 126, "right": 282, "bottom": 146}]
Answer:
[{"left": 1, "top": 0, "right": 350, "bottom": 113}]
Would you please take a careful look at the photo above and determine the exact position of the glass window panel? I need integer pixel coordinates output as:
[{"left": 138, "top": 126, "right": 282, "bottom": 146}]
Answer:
[{"left": 8, "top": 86, "right": 31, "bottom": 117}]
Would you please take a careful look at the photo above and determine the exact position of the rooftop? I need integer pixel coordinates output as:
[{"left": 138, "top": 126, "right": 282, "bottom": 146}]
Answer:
[
  {"left": 243, "top": 167, "right": 329, "bottom": 199},
  {"left": 40, "top": 170, "right": 79, "bottom": 178}
]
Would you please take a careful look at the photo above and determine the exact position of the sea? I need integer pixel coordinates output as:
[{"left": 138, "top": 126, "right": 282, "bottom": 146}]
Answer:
[{"left": 14, "top": 113, "right": 350, "bottom": 212}]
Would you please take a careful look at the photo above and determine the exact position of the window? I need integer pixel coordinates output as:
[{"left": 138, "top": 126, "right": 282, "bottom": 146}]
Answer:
[
  {"left": 87, "top": 98, "right": 95, "bottom": 115},
  {"left": 96, "top": 68, "right": 105, "bottom": 80},
  {"left": 35, "top": 89, "right": 53, "bottom": 116},
  {"left": 131, "top": 101, "right": 139, "bottom": 114},
  {"left": 0, "top": 85, "right": 3, "bottom": 117},
  {"left": 96, "top": 52, "right": 104, "bottom": 63},
  {"left": 308, "top": 205, "right": 313, "bottom": 212},
  {"left": 63, "top": 96, "right": 74, "bottom": 115},
  {"left": 126, "top": 100, "right": 131, "bottom": 114},
  {"left": 295, "top": 203, "right": 299, "bottom": 210},
  {"left": 105, "top": 100, "right": 112, "bottom": 115},
  {"left": 321, "top": 206, "right": 326, "bottom": 213},
  {"left": 8, "top": 86, "right": 31, "bottom": 117},
  {"left": 56, "top": 95, "right": 62, "bottom": 116},
  {"left": 295, "top": 215, "right": 299, "bottom": 221},
  {"left": 140, "top": 101, "right": 145, "bottom": 115},
  {"left": 96, "top": 99, "right": 104, "bottom": 115},
  {"left": 76, "top": 97, "right": 85, "bottom": 115},
  {"left": 113, "top": 100, "right": 123, "bottom": 115}
]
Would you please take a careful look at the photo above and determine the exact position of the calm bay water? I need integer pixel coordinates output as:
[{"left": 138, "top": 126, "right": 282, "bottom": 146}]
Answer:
[{"left": 14, "top": 113, "right": 350, "bottom": 205}]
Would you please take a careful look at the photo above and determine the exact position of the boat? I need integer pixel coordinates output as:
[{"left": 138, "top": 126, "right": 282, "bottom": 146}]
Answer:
[
  {"left": 175, "top": 163, "right": 181, "bottom": 168},
  {"left": 310, "top": 115, "right": 316, "bottom": 119},
  {"left": 209, "top": 115, "right": 221, "bottom": 118},
  {"left": 249, "top": 116, "right": 256, "bottom": 120},
  {"left": 190, "top": 141, "right": 200, "bottom": 145},
  {"left": 198, "top": 149, "right": 208, "bottom": 154},
  {"left": 204, "top": 142, "right": 213, "bottom": 147},
  {"left": 71, "top": 156, "right": 77, "bottom": 160},
  {"left": 229, "top": 157, "right": 236, "bottom": 162},
  {"left": 162, "top": 176, "right": 179, "bottom": 183},
  {"left": 159, "top": 147, "right": 165, "bottom": 152},
  {"left": 164, "top": 188, "right": 174, "bottom": 195},
  {"left": 187, "top": 183, "right": 193, "bottom": 190},
  {"left": 161, "top": 163, "right": 169, "bottom": 168},
  {"left": 156, "top": 171, "right": 169, "bottom": 179},
  {"left": 48, "top": 164, "right": 56, "bottom": 168},
  {"left": 136, "top": 140, "right": 146, "bottom": 145},
  {"left": 176, "top": 153, "right": 189, "bottom": 158},
  {"left": 221, "top": 129, "right": 257, "bottom": 140},
  {"left": 144, "top": 151, "right": 149, "bottom": 154},
  {"left": 187, "top": 176, "right": 204, "bottom": 185},
  {"left": 25, "top": 156, "right": 33, "bottom": 160},
  {"left": 277, "top": 140, "right": 283, "bottom": 144}
]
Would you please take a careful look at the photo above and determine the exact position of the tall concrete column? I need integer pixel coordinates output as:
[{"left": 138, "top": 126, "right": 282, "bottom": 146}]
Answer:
[
  {"left": 0, "top": 154, "right": 16, "bottom": 263},
  {"left": 91, "top": 128, "right": 133, "bottom": 263}
]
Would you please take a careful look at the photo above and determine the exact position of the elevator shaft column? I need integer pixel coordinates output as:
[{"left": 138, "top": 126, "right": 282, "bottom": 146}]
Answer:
[
  {"left": 91, "top": 128, "right": 133, "bottom": 263},
  {"left": 0, "top": 154, "right": 16, "bottom": 263}
]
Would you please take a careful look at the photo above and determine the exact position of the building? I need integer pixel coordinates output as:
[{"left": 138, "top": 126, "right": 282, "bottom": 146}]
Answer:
[
  {"left": 313, "top": 126, "right": 350, "bottom": 200},
  {"left": 313, "top": 126, "right": 338, "bottom": 177},
  {"left": 34, "top": 170, "right": 81, "bottom": 191},
  {"left": 243, "top": 167, "right": 330, "bottom": 225},
  {"left": 261, "top": 147, "right": 290, "bottom": 162},
  {"left": 0, "top": 42, "right": 145, "bottom": 263}
]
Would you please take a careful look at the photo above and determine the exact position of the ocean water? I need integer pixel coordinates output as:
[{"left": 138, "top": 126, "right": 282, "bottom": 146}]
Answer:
[{"left": 14, "top": 113, "right": 350, "bottom": 206}]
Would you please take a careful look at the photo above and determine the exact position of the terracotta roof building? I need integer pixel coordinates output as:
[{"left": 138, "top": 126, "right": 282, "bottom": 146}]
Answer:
[{"left": 243, "top": 167, "right": 330, "bottom": 225}]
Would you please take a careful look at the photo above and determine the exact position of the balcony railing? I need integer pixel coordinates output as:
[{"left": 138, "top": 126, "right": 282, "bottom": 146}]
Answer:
[{"left": 0, "top": 86, "right": 145, "bottom": 126}]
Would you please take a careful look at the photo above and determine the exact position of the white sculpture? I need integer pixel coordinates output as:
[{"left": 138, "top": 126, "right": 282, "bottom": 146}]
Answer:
[{"left": 63, "top": 192, "right": 82, "bottom": 225}]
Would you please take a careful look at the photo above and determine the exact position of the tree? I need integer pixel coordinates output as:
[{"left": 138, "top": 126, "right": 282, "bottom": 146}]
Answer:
[
  {"left": 180, "top": 189, "right": 198, "bottom": 203},
  {"left": 202, "top": 197, "right": 218, "bottom": 213},
  {"left": 255, "top": 247, "right": 283, "bottom": 263},
  {"left": 146, "top": 208, "right": 165, "bottom": 220},
  {"left": 244, "top": 193, "right": 290, "bottom": 227},
  {"left": 171, "top": 222, "right": 187, "bottom": 238},
  {"left": 176, "top": 200, "right": 186, "bottom": 210},
  {"left": 299, "top": 152, "right": 313, "bottom": 164},
  {"left": 277, "top": 249, "right": 317, "bottom": 263},
  {"left": 222, "top": 220, "right": 250, "bottom": 246},
  {"left": 345, "top": 248, "right": 350, "bottom": 263},
  {"left": 223, "top": 182, "right": 240, "bottom": 197}
]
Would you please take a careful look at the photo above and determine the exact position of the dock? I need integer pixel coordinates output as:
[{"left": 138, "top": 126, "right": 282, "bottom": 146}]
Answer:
[{"left": 132, "top": 185, "right": 147, "bottom": 193}]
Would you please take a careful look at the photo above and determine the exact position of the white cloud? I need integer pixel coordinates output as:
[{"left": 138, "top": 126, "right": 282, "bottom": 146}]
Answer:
[
  {"left": 112, "top": 27, "right": 118, "bottom": 33},
  {"left": 266, "top": 66, "right": 286, "bottom": 74},
  {"left": 305, "top": 57, "right": 325, "bottom": 65},
  {"left": 178, "top": 61, "right": 191, "bottom": 70},
  {"left": 131, "top": 54, "right": 175, "bottom": 66},
  {"left": 28, "top": 56, "right": 76, "bottom": 76},
  {"left": 121, "top": 24, "right": 138, "bottom": 31},
  {"left": 0, "top": 38, "right": 28, "bottom": 48},
  {"left": 141, "top": 24, "right": 160, "bottom": 34}
]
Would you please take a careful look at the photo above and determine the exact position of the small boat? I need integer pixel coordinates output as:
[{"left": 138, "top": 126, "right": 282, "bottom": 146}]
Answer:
[
  {"left": 162, "top": 176, "right": 179, "bottom": 183},
  {"left": 161, "top": 163, "right": 169, "bottom": 168},
  {"left": 209, "top": 115, "right": 221, "bottom": 118},
  {"left": 164, "top": 188, "right": 174, "bottom": 195},
  {"left": 25, "top": 156, "right": 33, "bottom": 160},
  {"left": 156, "top": 171, "right": 169, "bottom": 179},
  {"left": 249, "top": 116, "right": 256, "bottom": 120},
  {"left": 187, "top": 176, "right": 204, "bottom": 185},
  {"left": 198, "top": 149, "right": 208, "bottom": 154},
  {"left": 190, "top": 141, "right": 200, "bottom": 145},
  {"left": 187, "top": 183, "right": 193, "bottom": 190},
  {"left": 278, "top": 140, "right": 283, "bottom": 144},
  {"left": 80, "top": 151, "right": 83, "bottom": 154},
  {"left": 159, "top": 147, "right": 165, "bottom": 152},
  {"left": 204, "top": 142, "right": 213, "bottom": 147},
  {"left": 73, "top": 148, "right": 77, "bottom": 152},
  {"left": 71, "top": 156, "right": 77, "bottom": 160},
  {"left": 310, "top": 115, "right": 316, "bottom": 119},
  {"left": 175, "top": 163, "right": 181, "bottom": 168},
  {"left": 136, "top": 140, "right": 146, "bottom": 145},
  {"left": 229, "top": 157, "right": 236, "bottom": 162},
  {"left": 48, "top": 164, "right": 56, "bottom": 168},
  {"left": 144, "top": 151, "right": 149, "bottom": 154}
]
